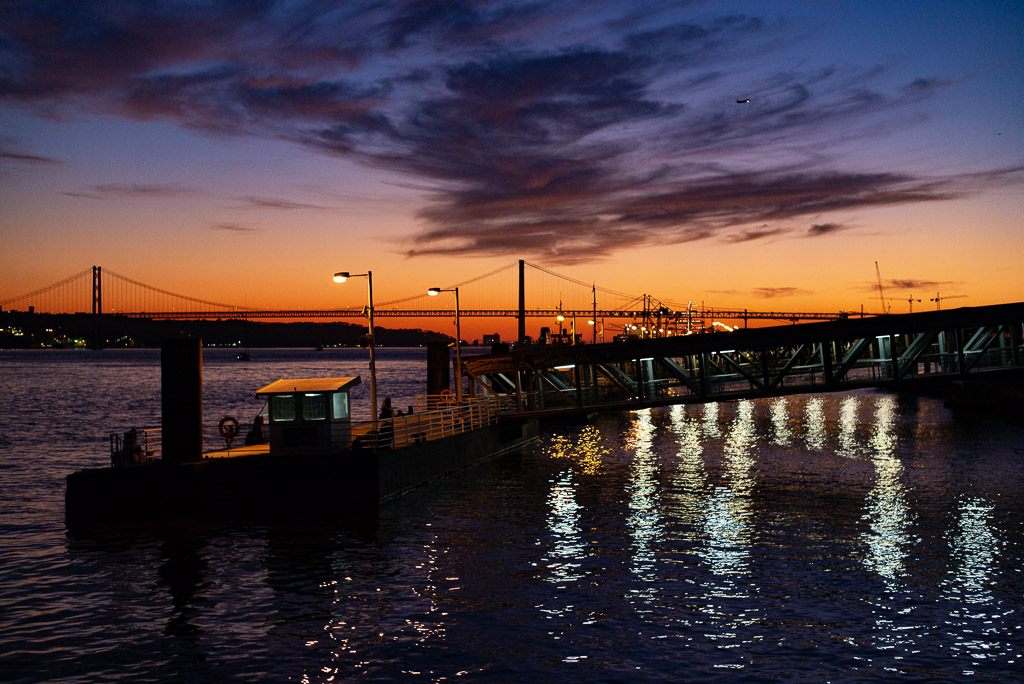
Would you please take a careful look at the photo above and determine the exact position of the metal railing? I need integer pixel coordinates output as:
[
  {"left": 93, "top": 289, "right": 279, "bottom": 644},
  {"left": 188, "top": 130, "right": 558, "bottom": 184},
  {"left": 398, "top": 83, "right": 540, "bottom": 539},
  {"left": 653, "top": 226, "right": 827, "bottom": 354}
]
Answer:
[
  {"left": 109, "top": 427, "right": 162, "bottom": 467},
  {"left": 109, "top": 420, "right": 268, "bottom": 465},
  {"left": 108, "top": 396, "right": 505, "bottom": 465},
  {"left": 351, "top": 396, "right": 502, "bottom": 450}
]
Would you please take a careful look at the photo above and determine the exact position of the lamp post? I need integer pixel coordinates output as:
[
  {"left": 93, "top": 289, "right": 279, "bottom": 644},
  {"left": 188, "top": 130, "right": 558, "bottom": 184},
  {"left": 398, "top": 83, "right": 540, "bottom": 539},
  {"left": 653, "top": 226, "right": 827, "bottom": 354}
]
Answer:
[
  {"left": 427, "top": 286, "right": 462, "bottom": 402},
  {"left": 334, "top": 270, "right": 377, "bottom": 433}
]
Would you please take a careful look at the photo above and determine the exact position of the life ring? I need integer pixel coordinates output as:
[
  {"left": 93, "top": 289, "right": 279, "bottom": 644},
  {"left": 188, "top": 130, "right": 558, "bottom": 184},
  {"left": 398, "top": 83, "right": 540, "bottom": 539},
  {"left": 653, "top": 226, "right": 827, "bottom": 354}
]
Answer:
[
  {"left": 219, "top": 416, "right": 240, "bottom": 443},
  {"left": 440, "top": 389, "right": 455, "bottom": 404}
]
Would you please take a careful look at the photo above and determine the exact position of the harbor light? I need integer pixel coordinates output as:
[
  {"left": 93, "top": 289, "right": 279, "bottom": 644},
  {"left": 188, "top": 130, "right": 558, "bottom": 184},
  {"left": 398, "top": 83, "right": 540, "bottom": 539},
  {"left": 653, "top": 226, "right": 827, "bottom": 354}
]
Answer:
[
  {"left": 333, "top": 270, "right": 377, "bottom": 432},
  {"left": 428, "top": 286, "right": 463, "bottom": 402}
]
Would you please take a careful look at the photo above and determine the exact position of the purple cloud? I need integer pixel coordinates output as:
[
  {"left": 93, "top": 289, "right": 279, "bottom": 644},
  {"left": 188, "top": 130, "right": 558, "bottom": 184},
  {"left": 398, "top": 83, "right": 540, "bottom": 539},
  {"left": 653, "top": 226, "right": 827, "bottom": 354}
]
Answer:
[{"left": 1, "top": 1, "right": 1015, "bottom": 263}]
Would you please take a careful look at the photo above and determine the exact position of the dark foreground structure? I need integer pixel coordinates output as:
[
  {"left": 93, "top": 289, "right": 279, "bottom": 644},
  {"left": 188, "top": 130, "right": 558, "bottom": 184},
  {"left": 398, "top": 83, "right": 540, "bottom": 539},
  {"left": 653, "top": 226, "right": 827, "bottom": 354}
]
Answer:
[
  {"left": 66, "top": 339, "right": 538, "bottom": 527},
  {"left": 65, "top": 418, "right": 537, "bottom": 526}
]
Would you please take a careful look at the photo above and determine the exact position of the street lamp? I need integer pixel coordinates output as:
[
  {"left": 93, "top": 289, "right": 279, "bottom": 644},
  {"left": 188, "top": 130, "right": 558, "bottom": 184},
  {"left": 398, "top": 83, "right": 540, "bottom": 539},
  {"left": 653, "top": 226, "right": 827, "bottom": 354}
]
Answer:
[
  {"left": 334, "top": 270, "right": 377, "bottom": 432},
  {"left": 427, "top": 286, "right": 462, "bottom": 402}
]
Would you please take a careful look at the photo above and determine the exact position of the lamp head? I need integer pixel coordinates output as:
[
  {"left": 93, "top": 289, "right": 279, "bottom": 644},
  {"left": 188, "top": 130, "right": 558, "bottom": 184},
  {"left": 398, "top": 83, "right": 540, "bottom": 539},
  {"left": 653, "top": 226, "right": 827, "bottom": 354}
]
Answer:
[
  {"left": 556, "top": 314, "right": 565, "bottom": 322},
  {"left": 333, "top": 272, "right": 350, "bottom": 283},
  {"left": 427, "top": 287, "right": 441, "bottom": 296}
]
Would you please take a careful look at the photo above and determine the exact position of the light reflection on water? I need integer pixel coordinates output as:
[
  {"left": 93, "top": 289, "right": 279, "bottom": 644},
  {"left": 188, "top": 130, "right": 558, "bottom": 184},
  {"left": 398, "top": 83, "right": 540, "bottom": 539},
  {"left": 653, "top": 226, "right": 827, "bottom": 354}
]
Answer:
[
  {"left": 941, "top": 495, "right": 1012, "bottom": 669},
  {"left": 625, "top": 410, "right": 661, "bottom": 607},
  {"left": 770, "top": 397, "right": 792, "bottom": 446},
  {"left": 837, "top": 395, "right": 860, "bottom": 458},
  {"left": 804, "top": 396, "right": 825, "bottom": 451},
  {"left": 2, "top": 350, "right": 1023, "bottom": 681},
  {"left": 861, "top": 394, "right": 916, "bottom": 582},
  {"left": 544, "top": 470, "right": 586, "bottom": 587},
  {"left": 705, "top": 400, "right": 755, "bottom": 578}
]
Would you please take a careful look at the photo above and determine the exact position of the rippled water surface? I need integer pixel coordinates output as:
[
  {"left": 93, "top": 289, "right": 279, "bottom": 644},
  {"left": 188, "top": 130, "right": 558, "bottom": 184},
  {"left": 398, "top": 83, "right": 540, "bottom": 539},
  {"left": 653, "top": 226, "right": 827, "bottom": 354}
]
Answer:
[{"left": 1, "top": 348, "right": 1022, "bottom": 681}]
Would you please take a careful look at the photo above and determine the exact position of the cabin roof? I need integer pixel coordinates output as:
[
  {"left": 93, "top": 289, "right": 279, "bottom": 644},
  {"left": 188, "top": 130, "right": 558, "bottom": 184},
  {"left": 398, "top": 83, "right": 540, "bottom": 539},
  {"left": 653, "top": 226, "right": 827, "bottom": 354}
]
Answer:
[{"left": 256, "top": 377, "right": 361, "bottom": 395}]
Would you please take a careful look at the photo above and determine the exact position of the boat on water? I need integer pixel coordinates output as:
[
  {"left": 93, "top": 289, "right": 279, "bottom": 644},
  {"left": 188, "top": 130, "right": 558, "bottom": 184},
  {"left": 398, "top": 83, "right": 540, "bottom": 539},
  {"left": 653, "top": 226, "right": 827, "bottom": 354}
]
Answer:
[{"left": 65, "top": 341, "right": 537, "bottom": 527}]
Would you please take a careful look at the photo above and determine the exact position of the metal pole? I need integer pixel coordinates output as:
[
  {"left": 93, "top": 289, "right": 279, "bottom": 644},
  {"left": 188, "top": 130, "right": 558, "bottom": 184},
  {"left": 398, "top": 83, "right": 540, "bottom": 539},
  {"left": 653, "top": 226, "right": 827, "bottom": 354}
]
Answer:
[
  {"left": 454, "top": 287, "right": 463, "bottom": 402},
  {"left": 367, "top": 271, "right": 378, "bottom": 433}
]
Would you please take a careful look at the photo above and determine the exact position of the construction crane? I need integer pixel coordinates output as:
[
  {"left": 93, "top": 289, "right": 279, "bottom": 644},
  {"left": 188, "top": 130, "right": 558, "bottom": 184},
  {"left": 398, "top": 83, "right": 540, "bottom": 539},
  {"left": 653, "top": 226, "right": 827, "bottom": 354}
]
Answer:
[
  {"left": 905, "top": 294, "right": 922, "bottom": 313},
  {"left": 930, "top": 292, "right": 967, "bottom": 310},
  {"left": 874, "top": 261, "right": 891, "bottom": 314}
]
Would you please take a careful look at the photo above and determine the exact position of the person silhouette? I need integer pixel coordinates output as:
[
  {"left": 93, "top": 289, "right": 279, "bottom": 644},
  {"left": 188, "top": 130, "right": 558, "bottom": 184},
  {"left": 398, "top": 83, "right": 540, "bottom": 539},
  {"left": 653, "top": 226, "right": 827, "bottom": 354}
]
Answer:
[{"left": 378, "top": 397, "right": 394, "bottom": 448}]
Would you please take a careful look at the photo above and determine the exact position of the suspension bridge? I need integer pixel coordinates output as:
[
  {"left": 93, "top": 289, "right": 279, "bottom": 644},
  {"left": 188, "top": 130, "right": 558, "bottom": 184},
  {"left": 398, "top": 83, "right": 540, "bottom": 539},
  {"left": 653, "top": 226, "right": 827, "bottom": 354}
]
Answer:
[
  {"left": 2, "top": 261, "right": 849, "bottom": 344},
  {"left": 9, "top": 262, "right": 1021, "bottom": 418}
]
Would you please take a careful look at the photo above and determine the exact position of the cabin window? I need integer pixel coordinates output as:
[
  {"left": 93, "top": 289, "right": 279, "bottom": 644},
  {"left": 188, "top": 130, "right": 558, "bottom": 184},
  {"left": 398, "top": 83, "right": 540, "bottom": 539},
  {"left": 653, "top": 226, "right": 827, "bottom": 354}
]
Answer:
[
  {"left": 303, "top": 393, "right": 326, "bottom": 421},
  {"left": 271, "top": 394, "right": 295, "bottom": 421},
  {"left": 332, "top": 392, "right": 349, "bottom": 420}
]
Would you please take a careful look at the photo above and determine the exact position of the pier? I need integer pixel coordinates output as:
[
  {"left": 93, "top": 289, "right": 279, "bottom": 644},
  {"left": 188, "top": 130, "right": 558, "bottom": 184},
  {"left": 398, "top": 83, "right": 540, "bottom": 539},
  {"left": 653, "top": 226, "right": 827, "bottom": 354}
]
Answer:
[{"left": 462, "top": 302, "right": 1024, "bottom": 417}]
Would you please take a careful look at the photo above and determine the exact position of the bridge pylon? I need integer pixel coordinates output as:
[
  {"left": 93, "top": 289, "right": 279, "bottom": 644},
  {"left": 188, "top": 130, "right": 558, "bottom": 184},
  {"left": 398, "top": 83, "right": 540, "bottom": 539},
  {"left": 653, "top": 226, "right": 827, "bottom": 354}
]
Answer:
[
  {"left": 518, "top": 260, "right": 526, "bottom": 344},
  {"left": 91, "top": 266, "right": 102, "bottom": 349}
]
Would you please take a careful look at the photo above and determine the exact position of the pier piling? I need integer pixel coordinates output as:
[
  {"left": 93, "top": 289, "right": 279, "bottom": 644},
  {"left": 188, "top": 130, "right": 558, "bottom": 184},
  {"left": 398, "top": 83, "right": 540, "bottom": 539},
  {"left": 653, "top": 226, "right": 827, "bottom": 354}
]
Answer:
[{"left": 161, "top": 338, "right": 203, "bottom": 466}]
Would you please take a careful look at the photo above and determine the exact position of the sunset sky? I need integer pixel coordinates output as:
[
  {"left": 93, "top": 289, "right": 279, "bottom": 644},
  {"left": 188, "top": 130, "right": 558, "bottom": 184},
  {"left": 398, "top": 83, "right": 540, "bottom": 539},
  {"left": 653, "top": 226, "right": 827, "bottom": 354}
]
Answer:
[{"left": 1, "top": 1, "right": 1021, "bottom": 340}]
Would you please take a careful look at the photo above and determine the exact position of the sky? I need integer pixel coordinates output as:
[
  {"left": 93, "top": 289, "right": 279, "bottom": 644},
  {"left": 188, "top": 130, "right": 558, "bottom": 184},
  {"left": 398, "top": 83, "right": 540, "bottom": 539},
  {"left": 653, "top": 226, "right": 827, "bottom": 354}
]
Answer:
[{"left": 1, "top": 0, "right": 1022, "bottom": 340}]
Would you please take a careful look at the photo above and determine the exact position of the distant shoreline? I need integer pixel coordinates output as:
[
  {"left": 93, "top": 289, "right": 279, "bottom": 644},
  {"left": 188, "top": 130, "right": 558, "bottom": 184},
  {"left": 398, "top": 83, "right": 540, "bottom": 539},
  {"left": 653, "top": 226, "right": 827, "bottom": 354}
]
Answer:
[{"left": 0, "top": 310, "right": 454, "bottom": 350}]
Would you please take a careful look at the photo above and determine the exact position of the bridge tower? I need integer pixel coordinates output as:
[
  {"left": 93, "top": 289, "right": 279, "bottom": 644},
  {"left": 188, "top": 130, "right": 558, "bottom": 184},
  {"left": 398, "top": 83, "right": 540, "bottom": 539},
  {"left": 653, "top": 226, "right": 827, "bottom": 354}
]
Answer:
[
  {"left": 91, "top": 266, "right": 103, "bottom": 349},
  {"left": 518, "top": 259, "right": 526, "bottom": 344}
]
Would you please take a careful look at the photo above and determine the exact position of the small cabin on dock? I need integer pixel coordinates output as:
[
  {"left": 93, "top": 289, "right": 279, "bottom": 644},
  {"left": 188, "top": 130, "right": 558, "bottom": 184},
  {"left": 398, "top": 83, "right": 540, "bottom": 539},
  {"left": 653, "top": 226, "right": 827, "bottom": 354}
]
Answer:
[{"left": 256, "top": 377, "right": 361, "bottom": 456}]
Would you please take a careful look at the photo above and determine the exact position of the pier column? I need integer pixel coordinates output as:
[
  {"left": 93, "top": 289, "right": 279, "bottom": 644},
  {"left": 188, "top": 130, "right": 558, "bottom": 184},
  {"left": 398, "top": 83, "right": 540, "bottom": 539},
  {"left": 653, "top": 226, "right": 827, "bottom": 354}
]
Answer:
[
  {"left": 162, "top": 338, "right": 203, "bottom": 466},
  {"left": 573, "top": 348, "right": 584, "bottom": 407},
  {"left": 889, "top": 334, "right": 900, "bottom": 379},
  {"left": 1010, "top": 322, "right": 1022, "bottom": 367},
  {"left": 953, "top": 328, "right": 967, "bottom": 376},
  {"left": 427, "top": 341, "right": 450, "bottom": 395},
  {"left": 821, "top": 342, "right": 835, "bottom": 386},
  {"left": 697, "top": 352, "right": 709, "bottom": 399}
]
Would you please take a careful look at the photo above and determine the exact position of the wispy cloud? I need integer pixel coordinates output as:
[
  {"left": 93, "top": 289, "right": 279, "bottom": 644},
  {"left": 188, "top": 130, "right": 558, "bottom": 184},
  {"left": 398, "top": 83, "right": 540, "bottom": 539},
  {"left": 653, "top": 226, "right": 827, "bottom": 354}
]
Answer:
[
  {"left": 857, "top": 277, "right": 959, "bottom": 293},
  {"left": 233, "top": 195, "right": 330, "bottom": 210},
  {"left": 886, "top": 278, "right": 956, "bottom": 290},
  {"left": 208, "top": 222, "right": 256, "bottom": 233},
  {"left": 64, "top": 183, "right": 195, "bottom": 199},
  {"left": 752, "top": 287, "right": 811, "bottom": 298},
  {"left": 722, "top": 226, "right": 789, "bottom": 243},
  {"left": 807, "top": 222, "right": 849, "bottom": 237},
  {"left": 0, "top": 150, "right": 62, "bottom": 164},
  {"left": 2, "top": 1, "right": 1016, "bottom": 263}
]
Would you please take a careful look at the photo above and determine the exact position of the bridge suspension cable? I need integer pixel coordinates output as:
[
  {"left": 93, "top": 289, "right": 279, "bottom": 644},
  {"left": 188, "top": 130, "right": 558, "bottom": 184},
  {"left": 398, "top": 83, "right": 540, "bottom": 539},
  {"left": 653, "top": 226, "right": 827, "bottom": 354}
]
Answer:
[
  {"left": 102, "top": 269, "right": 257, "bottom": 313},
  {"left": 0, "top": 269, "right": 92, "bottom": 313},
  {"left": 2, "top": 263, "right": 852, "bottom": 329}
]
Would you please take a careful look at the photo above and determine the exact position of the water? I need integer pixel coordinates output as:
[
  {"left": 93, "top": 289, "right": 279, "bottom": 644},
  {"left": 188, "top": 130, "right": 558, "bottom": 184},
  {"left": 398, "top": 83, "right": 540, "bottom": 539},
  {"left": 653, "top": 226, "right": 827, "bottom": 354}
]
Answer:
[{"left": 1, "top": 348, "right": 1022, "bottom": 681}]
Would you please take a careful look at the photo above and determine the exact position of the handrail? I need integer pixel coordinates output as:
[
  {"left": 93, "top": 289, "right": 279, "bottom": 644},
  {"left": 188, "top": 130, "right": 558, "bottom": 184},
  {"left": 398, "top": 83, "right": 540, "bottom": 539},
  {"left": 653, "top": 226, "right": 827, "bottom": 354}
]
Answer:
[
  {"left": 109, "top": 427, "right": 162, "bottom": 467},
  {"left": 108, "top": 396, "right": 505, "bottom": 464},
  {"left": 353, "top": 397, "right": 502, "bottom": 450}
]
